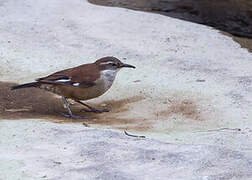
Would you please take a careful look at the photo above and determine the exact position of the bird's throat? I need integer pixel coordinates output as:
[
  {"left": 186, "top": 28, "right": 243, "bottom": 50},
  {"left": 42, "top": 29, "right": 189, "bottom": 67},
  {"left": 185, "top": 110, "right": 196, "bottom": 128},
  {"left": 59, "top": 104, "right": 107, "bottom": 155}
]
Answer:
[
  {"left": 101, "top": 69, "right": 118, "bottom": 81},
  {"left": 100, "top": 69, "right": 118, "bottom": 89}
]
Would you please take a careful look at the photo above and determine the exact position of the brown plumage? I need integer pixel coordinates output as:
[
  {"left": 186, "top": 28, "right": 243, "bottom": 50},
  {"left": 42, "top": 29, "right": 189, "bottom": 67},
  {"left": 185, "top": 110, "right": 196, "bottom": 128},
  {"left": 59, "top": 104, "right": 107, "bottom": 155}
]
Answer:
[{"left": 11, "top": 56, "right": 135, "bottom": 124}]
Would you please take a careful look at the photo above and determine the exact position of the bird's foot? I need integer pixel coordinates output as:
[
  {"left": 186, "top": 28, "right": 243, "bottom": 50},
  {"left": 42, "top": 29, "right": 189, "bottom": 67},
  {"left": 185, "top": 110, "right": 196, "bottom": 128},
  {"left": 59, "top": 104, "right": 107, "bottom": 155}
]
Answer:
[
  {"left": 60, "top": 113, "right": 89, "bottom": 126},
  {"left": 82, "top": 108, "right": 109, "bottom": 114},
  {"left": 61, "top": 112, "right": 88, "bottom": 119}
]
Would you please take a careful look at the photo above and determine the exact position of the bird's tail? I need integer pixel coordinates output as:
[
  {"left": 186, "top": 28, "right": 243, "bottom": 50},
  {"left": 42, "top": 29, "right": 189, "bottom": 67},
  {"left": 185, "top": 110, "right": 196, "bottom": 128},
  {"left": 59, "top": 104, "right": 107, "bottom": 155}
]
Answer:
[{"left": 11, "top": 82, "right": 38, "bottom": 90}]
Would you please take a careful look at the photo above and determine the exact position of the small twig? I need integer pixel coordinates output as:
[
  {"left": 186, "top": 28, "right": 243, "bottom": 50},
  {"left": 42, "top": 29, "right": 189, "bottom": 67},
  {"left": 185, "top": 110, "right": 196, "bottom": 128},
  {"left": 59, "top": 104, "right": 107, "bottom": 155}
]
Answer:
[
  {"left": 194, "top": 128, "right": 241, "bottom": 133},
  {"left": 196, "top": 79, "right": 206, "bottom": 82},
  {"left": 124, "top": 131, "right": 145, "bottom": 138},
  {"left": 82, "top": 122, "right": 89, "bottom": 127}
]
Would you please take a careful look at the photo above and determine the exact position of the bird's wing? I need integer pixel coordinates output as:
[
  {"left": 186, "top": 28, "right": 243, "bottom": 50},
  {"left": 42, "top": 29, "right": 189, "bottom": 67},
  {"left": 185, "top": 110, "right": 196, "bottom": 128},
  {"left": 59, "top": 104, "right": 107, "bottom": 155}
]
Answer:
[{"left": 36, "top": 64, "right": 100, "bottom": 88}]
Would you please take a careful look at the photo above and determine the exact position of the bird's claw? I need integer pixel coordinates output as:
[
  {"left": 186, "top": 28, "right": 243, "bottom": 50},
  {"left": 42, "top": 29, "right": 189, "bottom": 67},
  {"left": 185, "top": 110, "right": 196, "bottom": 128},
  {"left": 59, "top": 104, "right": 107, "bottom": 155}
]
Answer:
[
  {"left": 60, "top": 113, "right": 89, "bottom": 126},
  {"left": 82, "top": 108, "right": 109, "bottom": 114},
  {"left": 60, "top": 112, "right": 88, "bottom": 119}
]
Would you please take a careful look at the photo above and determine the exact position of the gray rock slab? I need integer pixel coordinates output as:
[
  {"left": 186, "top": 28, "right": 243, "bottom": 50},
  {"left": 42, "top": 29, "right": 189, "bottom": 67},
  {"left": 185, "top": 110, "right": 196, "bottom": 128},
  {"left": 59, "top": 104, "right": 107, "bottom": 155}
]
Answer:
[
  {"left": 0, "top": 0, "right": 251, "bottom": 144},
  {"left": 0, "top": 0, "right": 252, "bottom": 179}
]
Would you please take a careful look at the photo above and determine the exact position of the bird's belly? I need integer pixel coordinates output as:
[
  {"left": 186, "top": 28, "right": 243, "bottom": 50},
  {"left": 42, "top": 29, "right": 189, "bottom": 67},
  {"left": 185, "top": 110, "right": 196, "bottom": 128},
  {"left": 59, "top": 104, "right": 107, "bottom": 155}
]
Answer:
[
  {"left": 58, "top": 79, "right": 113, "bottom": 100},
  {"left": 39, "top": 75, "right": 115, "bottom": 100}
]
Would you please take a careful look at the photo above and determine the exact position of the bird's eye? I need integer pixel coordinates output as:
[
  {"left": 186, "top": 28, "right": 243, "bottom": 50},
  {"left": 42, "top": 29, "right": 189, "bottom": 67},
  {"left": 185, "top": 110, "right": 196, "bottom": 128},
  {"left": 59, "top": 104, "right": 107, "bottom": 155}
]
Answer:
[{"left": 112, "top": 63, "right": 117, "bottom": 66}]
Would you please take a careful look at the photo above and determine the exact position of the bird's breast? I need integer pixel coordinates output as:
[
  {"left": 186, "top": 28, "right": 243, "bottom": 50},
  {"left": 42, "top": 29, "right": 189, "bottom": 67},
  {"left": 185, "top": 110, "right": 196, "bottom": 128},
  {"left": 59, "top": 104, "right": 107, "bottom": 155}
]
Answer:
[
  {"left": 71, "top": 71, "right": 117, "bottom": 100},
  {"left": 99, "top": 69, "right": 118, "bottom": 90}
]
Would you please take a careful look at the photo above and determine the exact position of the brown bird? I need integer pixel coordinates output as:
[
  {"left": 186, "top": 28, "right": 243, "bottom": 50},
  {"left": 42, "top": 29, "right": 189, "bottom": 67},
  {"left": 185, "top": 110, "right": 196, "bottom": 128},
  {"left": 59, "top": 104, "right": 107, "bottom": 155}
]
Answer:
[{"left": 11, "top": 57, "right": 135, "bottom": 124}]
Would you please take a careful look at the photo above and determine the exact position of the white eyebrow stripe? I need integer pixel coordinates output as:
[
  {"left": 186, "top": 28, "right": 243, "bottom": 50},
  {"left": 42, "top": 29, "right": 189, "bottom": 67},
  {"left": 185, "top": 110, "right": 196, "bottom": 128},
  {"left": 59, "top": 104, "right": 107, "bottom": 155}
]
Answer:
[
  {"left": 55, "top": 79, "right": 71, "bottom": 82},
  {"left": 99, "top": 61, "right": 114, "bottom": 65},
  {"left": 72, "top": 83, "right": 80, "bottom": 86}
]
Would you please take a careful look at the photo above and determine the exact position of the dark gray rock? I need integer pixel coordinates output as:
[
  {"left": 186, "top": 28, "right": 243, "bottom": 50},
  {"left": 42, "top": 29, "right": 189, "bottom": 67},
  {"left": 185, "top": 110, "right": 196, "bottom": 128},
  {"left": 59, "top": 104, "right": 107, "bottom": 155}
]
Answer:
[{"left": 89, "top": 0, "right": 252, "bottom": 38}]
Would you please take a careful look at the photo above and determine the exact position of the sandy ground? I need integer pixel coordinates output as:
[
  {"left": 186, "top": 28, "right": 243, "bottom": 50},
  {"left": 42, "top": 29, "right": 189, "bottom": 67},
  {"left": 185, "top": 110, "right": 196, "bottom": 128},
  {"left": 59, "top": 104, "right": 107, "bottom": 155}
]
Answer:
[{"left": 0, "top": 0, "right": 252, "bottom": 179}]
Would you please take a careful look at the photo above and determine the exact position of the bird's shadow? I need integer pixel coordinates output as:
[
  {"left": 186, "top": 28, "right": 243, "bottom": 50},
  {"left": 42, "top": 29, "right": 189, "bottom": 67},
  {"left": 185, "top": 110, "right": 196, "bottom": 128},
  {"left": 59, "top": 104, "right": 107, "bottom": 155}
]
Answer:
[{"left": 0, "top": 81, "right": 148, "bottom": 130}]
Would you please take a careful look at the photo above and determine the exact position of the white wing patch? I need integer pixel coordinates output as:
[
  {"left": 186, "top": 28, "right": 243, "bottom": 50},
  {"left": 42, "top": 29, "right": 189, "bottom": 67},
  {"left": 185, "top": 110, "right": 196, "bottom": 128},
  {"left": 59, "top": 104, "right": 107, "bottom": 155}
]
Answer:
[
  {"left": 72, "top": 83, "right": 80, "bottom": 86},
  {"left": 55, "top": 79, "right": 71, "bottom": 82}
]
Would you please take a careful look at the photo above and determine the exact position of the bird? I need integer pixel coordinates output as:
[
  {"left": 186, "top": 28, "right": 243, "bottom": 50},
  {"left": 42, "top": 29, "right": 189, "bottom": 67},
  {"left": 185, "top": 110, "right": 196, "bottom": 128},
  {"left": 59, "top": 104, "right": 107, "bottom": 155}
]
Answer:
[{"left": 11, "top": 56, "right": 135, "bottom": 124}]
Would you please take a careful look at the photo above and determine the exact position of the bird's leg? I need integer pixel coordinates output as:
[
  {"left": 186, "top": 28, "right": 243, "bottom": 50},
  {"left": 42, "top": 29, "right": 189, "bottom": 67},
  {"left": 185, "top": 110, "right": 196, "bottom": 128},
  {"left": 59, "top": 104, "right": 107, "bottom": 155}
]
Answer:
[
  {"left": 75, "top": 100, "right": 109, "bottom": 113},
  {"left": 61, "top": 97, "right": 88, "bottom": 126}
]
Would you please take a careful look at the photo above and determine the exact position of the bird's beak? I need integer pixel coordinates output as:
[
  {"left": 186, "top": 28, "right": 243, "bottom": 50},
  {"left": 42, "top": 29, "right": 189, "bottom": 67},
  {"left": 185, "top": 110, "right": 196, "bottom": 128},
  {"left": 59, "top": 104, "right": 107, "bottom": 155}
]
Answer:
[{"left": 121, "top": 63, "right": 136, "bottom": 69}]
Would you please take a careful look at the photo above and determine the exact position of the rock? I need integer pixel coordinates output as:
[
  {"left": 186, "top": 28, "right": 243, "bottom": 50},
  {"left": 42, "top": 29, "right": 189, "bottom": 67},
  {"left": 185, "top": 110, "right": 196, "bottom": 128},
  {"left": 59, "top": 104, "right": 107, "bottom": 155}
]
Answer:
[
  {"left": 0, "top": 120, "right": 252, "bottom": 179},
  {"left": 0, "top": 0, "right": 252, "bottom": 179},
  {"left": 89, "top": 0, "right": 252, "bottom": 38}
]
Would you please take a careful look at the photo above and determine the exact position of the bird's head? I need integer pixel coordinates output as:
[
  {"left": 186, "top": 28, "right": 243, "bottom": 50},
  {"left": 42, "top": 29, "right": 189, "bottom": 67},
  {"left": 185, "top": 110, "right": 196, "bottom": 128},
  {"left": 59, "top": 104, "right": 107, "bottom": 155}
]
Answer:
[{"left": 95, "top": 57, "right": 135, "bottom": 71}]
